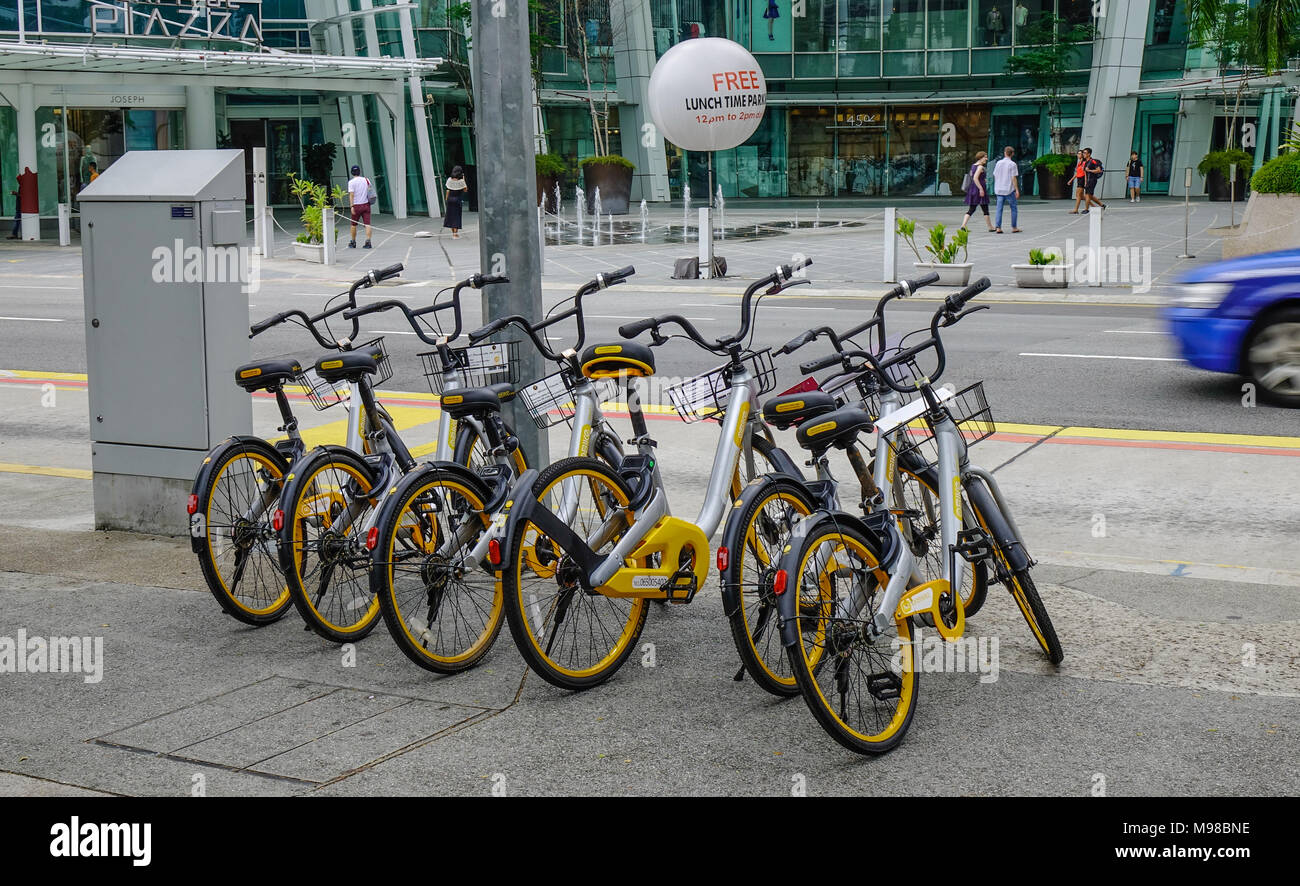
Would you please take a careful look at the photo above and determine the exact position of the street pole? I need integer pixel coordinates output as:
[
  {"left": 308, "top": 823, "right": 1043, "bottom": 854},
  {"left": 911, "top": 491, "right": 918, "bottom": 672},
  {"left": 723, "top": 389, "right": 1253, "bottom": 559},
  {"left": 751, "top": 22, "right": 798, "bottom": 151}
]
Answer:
[
  {"left": 883, "top": 206, "right": 897, "bottom": 283},
  {"left": 1178, "top": 167, "right": 1195, "bottom": 259},
  {"left": 472, "top": 0, "right": 547, "bottom": 469},
  {"left": 1229, "top": 162, "right": 1237, "bottom": 228}
]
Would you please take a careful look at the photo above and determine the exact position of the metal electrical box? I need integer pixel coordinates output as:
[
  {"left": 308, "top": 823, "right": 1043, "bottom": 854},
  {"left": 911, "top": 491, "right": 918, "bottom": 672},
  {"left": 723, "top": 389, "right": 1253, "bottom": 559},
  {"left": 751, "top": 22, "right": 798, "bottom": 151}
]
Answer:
[{"left": 79, "top": 150, "right": 252, "bottom": 535}]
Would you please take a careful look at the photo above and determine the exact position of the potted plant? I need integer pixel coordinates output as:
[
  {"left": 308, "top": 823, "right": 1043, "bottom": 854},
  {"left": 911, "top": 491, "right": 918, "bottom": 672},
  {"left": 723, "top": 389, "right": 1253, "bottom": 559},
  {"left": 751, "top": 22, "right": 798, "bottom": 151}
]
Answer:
[
  {"left": 1032, "top": 153, "right": 1077, "bottom": 200},
  {"left": 289, "top": 173, "right": 345, "bottom": 263},
  {"left": 536, "top": 152, "right": 567, "bottom": 213},
  {"left": 1012, "top": 248, "right": 1069, "bottom": 288},
  {"left": 1223, "top": 147, "right": 1300, "bottom": 257},
  {"left": 581, "top": 154, "right": 635, "bottom": 216},
  {"left": 1198, "top": 148, "right": 1253, "bottom": 202},
  {"left": 898, "top": 216, "right": 973, "bottom": 286}
]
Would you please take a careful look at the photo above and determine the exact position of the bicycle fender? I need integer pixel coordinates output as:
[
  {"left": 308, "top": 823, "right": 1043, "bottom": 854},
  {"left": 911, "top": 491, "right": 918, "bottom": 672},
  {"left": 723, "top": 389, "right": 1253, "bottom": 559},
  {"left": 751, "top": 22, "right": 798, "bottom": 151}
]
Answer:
[
  {"left": 717, "top": 476, "right": 811, "bottom": 617},
  {"left": 491, "top": 468, "right": 540, "bottom": 567},
  {"left": 762, "top": 445, "right": 804, "bottom": 479},
  {"left": 964, "top": 478, "right": 1031, "bottom": 572},
  {"left": 188, "top": 436, "right": 287, "bottom": 553},
  {"left": 376, "top": 460, "right": 490, "bottom": 516},
  {"left": 773, "top": 510, "right": 885, "bottom": 649}
]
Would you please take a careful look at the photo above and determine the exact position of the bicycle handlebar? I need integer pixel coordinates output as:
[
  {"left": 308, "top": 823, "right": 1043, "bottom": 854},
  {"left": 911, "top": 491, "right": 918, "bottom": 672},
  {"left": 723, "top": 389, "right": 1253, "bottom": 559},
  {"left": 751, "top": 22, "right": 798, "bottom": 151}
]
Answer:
[
  {"left": 249, "top": 264, "right": 405, "bottom": 348},
  {"left": 466, "top": 266, "right": 635, "bottom": 362},
  {"left": 341, "top": 272, "right": 508, "bottom": 346},
  {"left": 777, "top": 272, "right": 941, "bottom": 358},
  {"left": 797, "top": 276, "right": 991, "bottom": 393}
]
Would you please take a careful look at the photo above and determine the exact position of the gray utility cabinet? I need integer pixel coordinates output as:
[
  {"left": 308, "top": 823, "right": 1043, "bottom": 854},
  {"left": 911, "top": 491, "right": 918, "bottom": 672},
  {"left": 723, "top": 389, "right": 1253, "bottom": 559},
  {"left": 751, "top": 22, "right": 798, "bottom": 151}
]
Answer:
[{"left": 79, "top": 150, "right": 252, "bottom": 535}]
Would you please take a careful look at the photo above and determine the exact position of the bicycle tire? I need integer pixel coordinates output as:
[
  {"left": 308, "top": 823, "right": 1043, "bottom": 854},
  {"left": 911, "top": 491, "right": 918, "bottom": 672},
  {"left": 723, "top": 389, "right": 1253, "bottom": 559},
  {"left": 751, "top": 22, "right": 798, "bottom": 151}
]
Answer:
[
  {"left": 786, "top": 521, "right": 920, "bottom": 755},
  {"left": 371, "top": 465, "right": 504, "bottom": 673},
  {"left": 193, "top": 437, "right": 293, "bottom": 626},
  {"left": 278, "top": 447, "right": 382, "bottom": 643},
  {"left": 1007, "top": 568, "right": 1064, "bottom": 665},
  {"left": 499, "top": 457, "right": 648, "bottom": 690}
]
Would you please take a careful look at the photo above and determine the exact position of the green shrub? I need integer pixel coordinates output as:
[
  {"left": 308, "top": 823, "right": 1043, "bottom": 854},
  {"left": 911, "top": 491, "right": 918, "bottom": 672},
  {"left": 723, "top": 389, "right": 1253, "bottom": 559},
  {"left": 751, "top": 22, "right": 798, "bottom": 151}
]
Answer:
[
  {"left": 1249, "top": 151, "right": 1300, "bottom": 194},
  {"left": 1032, "top": 153, "right": 1076, "bottom": 177},
  {"left": 579, "top": 154, "right": 635, "bottom": 170},
  {"left": 534, "top": 153, "right": 567, "bottom": 178},
  {"left": 897, "top": 216, "right": 969, "bottom": 264},
  {"left": 1197, "top": 149, "right": 1253, "bottom": 177},
  {"left": 289, "top": 173, "right": 346, "bottom": 244},
  {"left": 1028, "top": 248, "right": 1063, "bottom": 265}
]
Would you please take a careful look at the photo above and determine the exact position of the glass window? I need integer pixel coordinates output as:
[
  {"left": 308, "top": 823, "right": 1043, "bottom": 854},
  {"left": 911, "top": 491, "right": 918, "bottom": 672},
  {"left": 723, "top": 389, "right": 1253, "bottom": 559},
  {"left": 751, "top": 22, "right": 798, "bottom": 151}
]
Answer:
[
  {"left": 971, "top": 46, "right": 1012, "bottom": 73},
  {"left": 927, "top": 0, "right": 968, "bottom": 49},
  {"left": 795, "top": 0, "right": 836, "bottom": 51},
  {"left": 1058, "top": 0, "right": 1093, "bottom": 27},
  {"left": 756, "top": 53, "right": 793, "bottom": 78},
  {"left": 1149, "top": 0, "right": 1186, "bottom": 45},
  {"left": 795, "top": 54, "right": 836, "bottom": 77},
  {"left": 1010, "top": 0, "right": 1051, "bottom": 43},
  {"left": 838, "top": 0, "right": 881, "bottom": 51},
  {"left": 787, "top": 107, "right": 835, "bottom": 197},
  {"left": 889, "top": 106, "right": 941, "bottom": 196},
  {"left": 749, "top": 0, "right": 793, "bottom": 51},
  {"left": 884, "top": 51, "right": 924, "bottom": 76},
  {"left": 835, "top": 107, "right": 889, "bottom": 196},
  {"left": 975, "top": 1, "right": 1010, "bottom": 46},
  {"left": 940, "top": 106, "right": 991, "bottom": 196},
  {"left": 928, "top": 50, "right": 969, "bottom": 75},
  {"left": 882, "top": 0, "right": 924, "bottom": 51},
  {"left": 839, "top": 52, "right": 882, "bottom": 76}
]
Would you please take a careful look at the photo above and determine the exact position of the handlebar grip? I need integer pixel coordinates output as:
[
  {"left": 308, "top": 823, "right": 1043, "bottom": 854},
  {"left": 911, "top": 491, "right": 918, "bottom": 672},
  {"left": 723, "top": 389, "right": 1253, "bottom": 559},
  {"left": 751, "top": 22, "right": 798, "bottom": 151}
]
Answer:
[
  {"left": 374, "top": 263, "right": 404, "bottom": 283},
  {"left": 946, "top": 276, "right": 991, "bottom": 311},
  {"left": 779, "top": 257, "right": 814, "bottom": 280},
  {"left": 599, "top": 265, "right": 636, "bottom": 287},
  {"left": 798, "top": 353, "right": 842, "bottom": 375},
  {"left": 781, "top": 330, "right": 816, "bottom": 354},
  {"left": 250, "top": 311, "right": 289, "bottom": 337},
  {"left": 468, "top": 318, "right": 512, "bottom": 343},
  {"left": 618, "top": 317, "right": 658, "bottom": 339},
  {"left": 479, "top": 275, "right": 509, "bottom": 286},
  {"left": 342, "top": 302, "right": 384, "bottom": 320},
  {"left": 904, "top": 272, "right": 940, "bottom": 293}
]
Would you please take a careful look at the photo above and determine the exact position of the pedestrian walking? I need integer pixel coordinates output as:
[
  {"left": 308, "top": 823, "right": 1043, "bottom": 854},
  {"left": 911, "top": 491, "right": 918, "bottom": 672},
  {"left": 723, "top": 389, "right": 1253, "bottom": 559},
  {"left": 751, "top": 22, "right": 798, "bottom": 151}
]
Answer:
[
  {"left": 8, "top": 174, "right": 20, "bottom": 239},
  {"left": 347, "top": 164, "right": 373, "bottom": 249},
  {"left": 992, "top": 146, "right": 1021, "bottom": 233},
  {"left": 1068, "top": 150, "right": 1086, "bottom": 214},
  {"left": 960, "top": 151, "right": 995, "bottom": 232},
  {"left": 443, "top": 166, "right": 468, "bottom": 239},
  {"left": 1080, "top": 148, "right": 1106, "bottom": 213},
  {"left": 1127, "top": 151, "right": 1144, "bottom": 203}
]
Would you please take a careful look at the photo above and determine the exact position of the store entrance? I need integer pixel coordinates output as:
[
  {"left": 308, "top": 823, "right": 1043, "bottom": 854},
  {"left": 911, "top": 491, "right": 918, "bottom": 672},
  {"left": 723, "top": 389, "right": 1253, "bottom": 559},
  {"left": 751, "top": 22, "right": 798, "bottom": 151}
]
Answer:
[
  {"left": 1139, "top": 112, "right": 1176, "bottom": 194},
  {"left": 836, "top": 124, "right": 889, "bottom": 197},
  {"left": 990, "top": 113, "right": 1039, "bottom": 196},
  {"left": 229, "top": 118, "right": 303, "bottom": 206}
]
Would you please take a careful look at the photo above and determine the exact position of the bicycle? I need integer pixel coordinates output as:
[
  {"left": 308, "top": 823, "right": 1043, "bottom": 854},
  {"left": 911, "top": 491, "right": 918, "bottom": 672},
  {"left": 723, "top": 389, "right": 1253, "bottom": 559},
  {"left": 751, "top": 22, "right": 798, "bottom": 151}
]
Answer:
[
  {"left": 718, "top": 271, "right": 990, "bottom": 697},
  {"left": 273, "top": 273, "right": 525, "bottom": 643},
  {"left": 187, "top": 264, "right": 404, "bottom": 626},
  {"left": 355, "top": 267, "right": 639, "bottom": 673},
  {"left": 483, "top": 261, "right": 813, "bottom": 690},
  {"left": 775, "top": 277, "right": 1063, "bottom": 753}
]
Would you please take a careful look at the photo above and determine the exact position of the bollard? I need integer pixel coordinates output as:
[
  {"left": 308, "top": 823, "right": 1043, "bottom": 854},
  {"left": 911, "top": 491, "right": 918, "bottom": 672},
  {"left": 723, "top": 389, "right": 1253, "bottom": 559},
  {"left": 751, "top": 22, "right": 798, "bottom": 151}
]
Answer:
[
  {"left": 252, "top": 147, "right": 268, "bottom": 256},
  {"left": 537, "top": 204, "right": 545, "bottom": 276},
  {"left": 883, "top": 206, "right": 897, "bottom": 283},
  {"left": 264, "top": 207, "right": 275, "bottom": 258},
  {"left": 698, "top": 206, "right": 713, "bottom": 279},
  {"left": 322, "top": 203, "right": 335, "bottom": 266},
  {"left": 1088, "top": 206, "right": 1102, "bottom": 287},
  {"left": 57, "top": 203, "right": 71, "bottom": 246},
  {"left": 1177, "top": 168, "right": 1195, "bottom": 259}
]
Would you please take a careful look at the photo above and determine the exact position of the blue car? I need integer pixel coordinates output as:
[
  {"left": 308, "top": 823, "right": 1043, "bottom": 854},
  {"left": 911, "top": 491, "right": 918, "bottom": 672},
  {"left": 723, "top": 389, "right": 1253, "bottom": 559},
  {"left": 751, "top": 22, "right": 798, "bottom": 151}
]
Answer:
[{"left": 1166, "top": 248, "right": 1300, "bottom": 407}]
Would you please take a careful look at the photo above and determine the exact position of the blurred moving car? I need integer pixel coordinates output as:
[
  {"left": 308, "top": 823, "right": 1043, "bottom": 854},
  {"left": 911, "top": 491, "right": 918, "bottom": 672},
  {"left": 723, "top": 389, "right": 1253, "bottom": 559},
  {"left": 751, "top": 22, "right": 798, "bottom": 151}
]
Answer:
[{"left": 1166, "top": 248, "right": 1300, "bottom": 407}]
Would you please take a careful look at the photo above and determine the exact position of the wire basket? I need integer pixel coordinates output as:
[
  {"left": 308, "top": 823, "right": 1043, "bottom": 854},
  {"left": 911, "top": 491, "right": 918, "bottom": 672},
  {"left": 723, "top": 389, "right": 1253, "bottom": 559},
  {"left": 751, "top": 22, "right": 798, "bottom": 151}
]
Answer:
[
  {"left": 420, "top": 340, "right": 520, "bottom": 395},
  {"left": 518, "top": 369, "right": 617, "bottom": 429},
  {"left": 667, "top": 349, "right": 778, "bottom": 424},
  {"left": 296, "top": 338, "right": 392, "bottom": 411},
  {"left": 887, "top": 381, "right": 995, "bottom": 468}
]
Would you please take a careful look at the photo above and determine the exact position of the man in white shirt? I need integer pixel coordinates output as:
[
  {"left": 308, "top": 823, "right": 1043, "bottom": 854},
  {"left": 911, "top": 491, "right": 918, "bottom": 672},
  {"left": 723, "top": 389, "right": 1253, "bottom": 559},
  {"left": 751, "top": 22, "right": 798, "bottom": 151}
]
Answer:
[
  {"left": 347, "top": 164, "right": 372, "bottom": 249},
  {"left": 992, "top": 146, "right": 1021, "bottom": 233}
]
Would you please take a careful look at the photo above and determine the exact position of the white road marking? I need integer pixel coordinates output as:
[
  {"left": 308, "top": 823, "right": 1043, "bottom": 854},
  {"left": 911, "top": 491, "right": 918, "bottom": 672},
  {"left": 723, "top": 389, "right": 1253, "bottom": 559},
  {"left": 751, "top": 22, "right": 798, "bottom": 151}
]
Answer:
[
  {"left": 1019, "top": 352, "right": 1179, "bottom": 362},
  {"left": 589, "top": 314, "right": 715, "bottom": 321},
  {"left": 1105, "top": 329, "right": 1167, "bottom": 335},
  {"left": 0, "top": 285, "right": 78, "bottom": 290},
  {"left": 0, "top": 316, "right": 63, "bottom": 322}
]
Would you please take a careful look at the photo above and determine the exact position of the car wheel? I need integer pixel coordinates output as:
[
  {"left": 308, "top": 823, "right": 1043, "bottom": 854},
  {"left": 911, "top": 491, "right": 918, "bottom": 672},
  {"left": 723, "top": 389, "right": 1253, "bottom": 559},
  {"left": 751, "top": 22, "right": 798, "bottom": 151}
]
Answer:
[{"left": 1246, "top": 307, "right": 1300, "bottom": 408}]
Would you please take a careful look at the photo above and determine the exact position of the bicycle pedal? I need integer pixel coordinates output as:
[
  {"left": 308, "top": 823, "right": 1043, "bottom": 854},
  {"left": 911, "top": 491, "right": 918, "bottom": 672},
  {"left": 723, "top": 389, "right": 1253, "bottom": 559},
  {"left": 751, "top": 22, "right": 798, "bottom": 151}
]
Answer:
[
  {"left": 954, "top": 528, "right": 992, "bottom": 562},
  {"left": 867, "top": 671, "right": 903, "bottom": 701},
  {"left": 664, "top": 570, "right": 698, "bottom": 603}
]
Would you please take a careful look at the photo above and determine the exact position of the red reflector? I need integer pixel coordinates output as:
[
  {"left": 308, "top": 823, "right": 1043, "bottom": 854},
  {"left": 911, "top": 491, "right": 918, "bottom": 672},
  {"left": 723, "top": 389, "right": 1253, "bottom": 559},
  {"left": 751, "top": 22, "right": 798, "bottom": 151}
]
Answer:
[
  {"left": 272, "top": 509, "right": 284, "bottom": 532},
  {"left": 488, "top": 539, "right": 502, "bottom": 566},
  {"left": 366, "top": 527, "right": 379, "bottom": 551},
  {"left": 186, "top": 493, "right": 199, "bottom": 515},
  {"left": 773, "top": 569, "right": 788, "bottom": 595},
  {"left": 780, "top": 376, "right": 820, "bottom": 396},
  {"left": 716, "top": 546, "right": 729, "bottom": 572}
]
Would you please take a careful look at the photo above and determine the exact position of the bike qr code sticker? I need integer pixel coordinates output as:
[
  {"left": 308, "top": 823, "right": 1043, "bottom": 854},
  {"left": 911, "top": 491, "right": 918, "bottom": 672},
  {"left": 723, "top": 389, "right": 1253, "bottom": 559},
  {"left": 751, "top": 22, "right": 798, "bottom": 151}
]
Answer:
[{"left": 466, "top": 344, "right": 506, "bottom": 372}]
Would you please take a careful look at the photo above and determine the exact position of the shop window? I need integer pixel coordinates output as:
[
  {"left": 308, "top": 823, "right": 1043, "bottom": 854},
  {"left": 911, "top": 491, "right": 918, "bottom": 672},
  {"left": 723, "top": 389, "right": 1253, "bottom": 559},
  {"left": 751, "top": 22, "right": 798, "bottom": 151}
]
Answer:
[
  {"left": 883, "top": 0, "right": 924, "bottom": 50},
  {"left": 1011, "top": 0, "right": 1051, "bottom": 44},
  {"left": 975, "top": 0, "right": 1011, "bottom": 47},
  {"left": 795, "top": 53, "right": 837, "bottom": 78},
  {"left": 884, "top": 51, "right": 924, "bottom": 76},
  {"left": 794, "top": 0, "right": 837, "bottom": 52},
  {"left": 928, "top": 0, "right": 969, "bottom": 50},
  {"left": 838, "top": 52, "right": 882, "bottom": 77},
  {"left": 748, "top": 0, "right": 793, "bottom": 51}
]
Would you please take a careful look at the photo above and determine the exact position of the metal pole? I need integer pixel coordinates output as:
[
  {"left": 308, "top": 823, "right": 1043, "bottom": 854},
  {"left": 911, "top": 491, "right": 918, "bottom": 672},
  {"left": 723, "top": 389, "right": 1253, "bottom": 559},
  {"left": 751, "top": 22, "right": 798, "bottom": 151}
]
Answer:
[
  {"left": 1178, "top": 167, "right": 1194, "bottom": 259},
  {"left": 703, "top": 152, "right": 715, "bottom": 279},
  {"left": 883, "top": 206, "right": 897, "bottom": 283},
  {"left": 473, "top": 0, "right": 547, "bottom": 468},
  {"left": 1088, "top": 205, "right": 1102, "bottom": 287},
  {"left": 1229, "top": 162, "right": 1236, "bottom": 227}
]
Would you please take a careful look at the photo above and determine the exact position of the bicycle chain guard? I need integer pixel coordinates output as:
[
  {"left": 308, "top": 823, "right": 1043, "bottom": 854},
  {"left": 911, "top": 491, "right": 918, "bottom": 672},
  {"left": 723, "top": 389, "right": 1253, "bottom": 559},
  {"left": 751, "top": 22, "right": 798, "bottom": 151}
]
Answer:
[{"left": 895, "top": 579, "right": 965, "bottom": 642}]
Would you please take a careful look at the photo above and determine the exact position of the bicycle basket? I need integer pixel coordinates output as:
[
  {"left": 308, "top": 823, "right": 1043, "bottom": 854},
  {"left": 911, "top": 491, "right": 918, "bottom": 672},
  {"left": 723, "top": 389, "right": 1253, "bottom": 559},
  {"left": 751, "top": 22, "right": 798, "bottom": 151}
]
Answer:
[
  {"left": 888, "top": 381, "right": 995, "bottom": 467},
  {"left": 666, "top": 349, "right": 778, "bottom": 423},
  {"left": 420, "top": 340, "right": 520, "bottom": 395},
  {"left": 296, "top": 367, "right": 350, "bottom": 411},
  {"left": 518, "top": 369, "right": 617, "bottom": 430}
]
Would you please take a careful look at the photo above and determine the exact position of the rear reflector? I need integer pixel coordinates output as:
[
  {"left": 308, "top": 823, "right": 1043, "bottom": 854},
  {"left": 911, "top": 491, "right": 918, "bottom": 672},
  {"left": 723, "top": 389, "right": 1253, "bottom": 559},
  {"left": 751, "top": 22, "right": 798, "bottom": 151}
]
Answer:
[
  {"left": 773, "top": 569, "right": 788, "bottom": 595},
  {"left": 186, "top": 494, "right": 199, "bottom": 515},
  {"left": 272, "top": 509, "right": 284, "bottom": 532},
  {"left": 366, "top": 527, "right": 379, "bottom": 551},
  {"left": 716, "top": 546, "right": 729, "bottom": 572},
  {"left": 488, "top": 539, "right": 502, "bottom": 566}
]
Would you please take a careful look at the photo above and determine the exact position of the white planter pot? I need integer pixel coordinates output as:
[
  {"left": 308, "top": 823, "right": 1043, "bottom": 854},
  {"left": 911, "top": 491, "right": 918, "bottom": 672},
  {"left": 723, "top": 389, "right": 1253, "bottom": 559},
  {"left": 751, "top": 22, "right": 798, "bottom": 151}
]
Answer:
[
  {"left": 1011, "top": 263, "right": 1069, "bottom": 288},
  {"left": 913, "top": 262, "right": 973, "bottom": 287},
  {"left": 293, "top": 242, "right": 325, "bottom": 263}
]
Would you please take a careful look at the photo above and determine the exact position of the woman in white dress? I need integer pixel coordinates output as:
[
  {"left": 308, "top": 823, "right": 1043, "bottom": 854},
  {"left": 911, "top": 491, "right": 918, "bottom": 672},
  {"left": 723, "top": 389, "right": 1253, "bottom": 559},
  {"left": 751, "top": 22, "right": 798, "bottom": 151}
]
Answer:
[{"left": 444, "top": 167, "right": 468, "bottom": 238}]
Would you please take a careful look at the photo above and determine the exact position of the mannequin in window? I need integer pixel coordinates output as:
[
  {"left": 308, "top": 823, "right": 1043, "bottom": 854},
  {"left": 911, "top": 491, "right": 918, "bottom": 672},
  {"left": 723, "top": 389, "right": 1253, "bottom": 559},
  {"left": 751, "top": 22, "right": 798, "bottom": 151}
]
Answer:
[
  {"left": 986, "top": 5, "right": 1005, "bottom": 46},
  {"left": 763, "top": 0, "right": 780, "bottom": 41}
]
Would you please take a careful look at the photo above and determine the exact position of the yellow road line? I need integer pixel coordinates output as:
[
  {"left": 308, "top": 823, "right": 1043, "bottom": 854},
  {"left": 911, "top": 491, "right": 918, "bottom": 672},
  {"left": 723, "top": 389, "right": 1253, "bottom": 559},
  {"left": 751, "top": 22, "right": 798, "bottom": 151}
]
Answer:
[
  {"left": 0, "top": 369, "right": 88, "bottom": 381},
  {"left": 0, "top": 462, "right": 92, "bottom": 480},
  {"left": 1056, "top": 426, "right": 1300, "bottom": 449},
  {"left": 275, "top": 404, "right": 441, "bottom": 449}
]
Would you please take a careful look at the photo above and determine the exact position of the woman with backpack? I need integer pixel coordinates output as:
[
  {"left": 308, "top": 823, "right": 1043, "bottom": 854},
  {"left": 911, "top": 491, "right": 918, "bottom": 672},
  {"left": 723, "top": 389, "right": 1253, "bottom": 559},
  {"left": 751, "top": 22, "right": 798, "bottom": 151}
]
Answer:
[
  {"left": 1068, "top": 150, "right": 1087, "bottom": 214},
  {"left": 444, "top": 166, "right": 468, "bottom": 239}
]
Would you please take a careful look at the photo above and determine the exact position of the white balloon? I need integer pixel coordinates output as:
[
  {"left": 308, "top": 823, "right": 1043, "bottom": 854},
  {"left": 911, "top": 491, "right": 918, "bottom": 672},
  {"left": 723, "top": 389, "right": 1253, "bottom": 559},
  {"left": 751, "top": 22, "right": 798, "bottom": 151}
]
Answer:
[{"left": 647, "top": 38, "right": 768, "bottom": 152}]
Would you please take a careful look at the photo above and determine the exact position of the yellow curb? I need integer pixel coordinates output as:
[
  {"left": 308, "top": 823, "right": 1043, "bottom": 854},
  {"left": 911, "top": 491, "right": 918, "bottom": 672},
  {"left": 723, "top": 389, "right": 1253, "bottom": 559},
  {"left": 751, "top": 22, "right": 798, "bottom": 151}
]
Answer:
[{"left": 0, "top": 462, "right": 92, "bottom": 480}]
